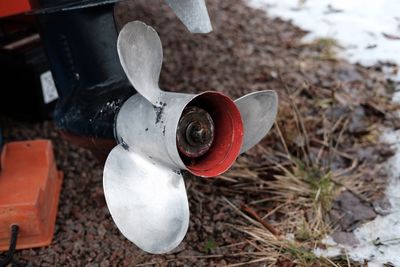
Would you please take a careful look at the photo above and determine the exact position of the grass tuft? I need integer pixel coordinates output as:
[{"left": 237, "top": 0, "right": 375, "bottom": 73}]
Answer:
[{"left": 310, "top": 37, "right": 340, "bottom": 60}]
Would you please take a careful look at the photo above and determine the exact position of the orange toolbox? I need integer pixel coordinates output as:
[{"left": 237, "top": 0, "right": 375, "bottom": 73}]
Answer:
[{"left": 0, "top": 139, "right": 63, "bottom": 251}]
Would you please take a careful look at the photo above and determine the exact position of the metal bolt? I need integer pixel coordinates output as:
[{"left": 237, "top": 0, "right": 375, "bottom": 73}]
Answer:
[
  {"left": 186, "top": 121, "right": 211, "bottom": 146},
  {"left": 176, "top": 106, "right": 214, "bottom": 158}
]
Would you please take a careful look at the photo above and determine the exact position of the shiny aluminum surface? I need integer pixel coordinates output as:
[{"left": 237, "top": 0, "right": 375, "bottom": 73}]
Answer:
[
  {"left": 117, "top": 21, "right": 164, "bottom": 105},
  {"left": 165, "top": 0, "right": 212, "bottom": 33},
  {"left": 103, "top": 145, "right": 189, "bottom": 254},
  {"left": 115, "top": 92, "right": 193, "bottom": 170},
  {"left": 235, "top": 90, "right": 278, "bottom": 153}
]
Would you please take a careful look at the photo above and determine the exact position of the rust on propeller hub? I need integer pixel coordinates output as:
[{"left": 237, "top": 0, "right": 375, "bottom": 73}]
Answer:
[{"left": 177, "top": 106, "right": 214, "bottom": 158}]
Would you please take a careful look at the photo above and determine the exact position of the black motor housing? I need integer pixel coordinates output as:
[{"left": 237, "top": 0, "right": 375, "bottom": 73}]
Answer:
[{"left": 32, "top": 0, "right": 135, "bottom": 156}]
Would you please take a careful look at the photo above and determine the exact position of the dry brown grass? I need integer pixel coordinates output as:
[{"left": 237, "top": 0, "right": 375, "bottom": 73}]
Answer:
[{"left": 216, "top": 74, "right": 396, "bottom": 266}]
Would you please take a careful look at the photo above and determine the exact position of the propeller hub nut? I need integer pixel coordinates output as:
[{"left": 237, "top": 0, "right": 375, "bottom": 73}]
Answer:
[
  {"left": 186, "top": 121, "right": 212, "bottom": 146},
  {"left": 177, "top": 107, "right": 214, "bottom": 158}
]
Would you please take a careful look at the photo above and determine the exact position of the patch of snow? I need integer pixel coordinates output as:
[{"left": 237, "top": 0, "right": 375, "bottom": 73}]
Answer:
[
  {"left": 247, "top": 0, "right": 400, "bottom": 67},
  {"left": 246, "top": 0, "right": 400, "bottom": 265},
  {"left": 315, "top": 125, "right": 400, "bottom": 266}
]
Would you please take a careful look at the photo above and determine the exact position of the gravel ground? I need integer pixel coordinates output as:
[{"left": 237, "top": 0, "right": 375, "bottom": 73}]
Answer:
[{"left": 1, "top": 0, "right": 397, "bottom": 266}]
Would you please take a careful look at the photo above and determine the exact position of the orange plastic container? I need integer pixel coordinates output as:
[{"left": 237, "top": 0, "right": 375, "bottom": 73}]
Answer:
[
  {"left": 0, "top": 0, "right": 32, "bottom": 18},
  {"left": 0, "top": 140, "right": 63, "bottom": 251}
]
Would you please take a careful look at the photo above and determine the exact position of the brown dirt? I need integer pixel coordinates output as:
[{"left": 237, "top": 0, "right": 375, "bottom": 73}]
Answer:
[{"left": 1, "top": 0, "right": 398, "bottom": 266}]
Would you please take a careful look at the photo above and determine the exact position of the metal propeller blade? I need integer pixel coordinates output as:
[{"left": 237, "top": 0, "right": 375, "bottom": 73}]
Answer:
[
  {"left": 165, "top": 0, "right": 212, "bottom": 33},
  {"left": 235, "top": 90, "right": 278, "bottom": 154},
  {"left": 117, "top": 21, "right": 164, "bottom": 105},
  {"left": 103, "top": 145, "right": 189, "bottom": 254},
  {"left": 104, "top": 20, "right": 278, "bottom": 254}
]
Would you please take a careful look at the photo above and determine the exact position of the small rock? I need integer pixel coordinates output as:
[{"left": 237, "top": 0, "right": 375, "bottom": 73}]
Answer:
[{"left": 330, "top": 190, "right": 376, "bottom": 231}]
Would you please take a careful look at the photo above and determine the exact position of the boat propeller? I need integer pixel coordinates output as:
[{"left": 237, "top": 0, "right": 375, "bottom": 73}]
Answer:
[{"left": 103, "top": 21, "right": 278, "bottom": 254}]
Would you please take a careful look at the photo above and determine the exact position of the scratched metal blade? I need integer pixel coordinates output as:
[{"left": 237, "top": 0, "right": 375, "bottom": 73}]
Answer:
[
  {"left": 117, "top": 21, "right": 164, "bottom": 105},
  {"left": 165, "top": 0, "right": 212, "bottom": 33},
  {"left": 103, "top": 145, "right": 190, "bottom": 254},
  {"left": 235, "top": 90, "right": 278, "bottom": 153}
]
